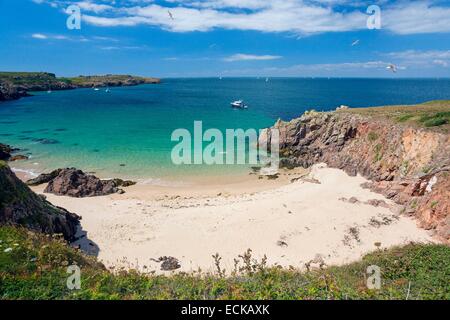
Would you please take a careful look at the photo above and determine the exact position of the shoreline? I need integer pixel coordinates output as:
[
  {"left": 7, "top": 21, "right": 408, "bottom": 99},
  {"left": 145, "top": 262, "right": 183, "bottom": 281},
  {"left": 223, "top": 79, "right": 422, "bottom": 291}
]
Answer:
[
  {"left": 13, "top": 165, "right": 300, "bottom": 190},
  {"left": 4, "top": 99, "right": 449, "bottom": 275},
  {"left": 0, "top": 72, "right": 161, "bottom": 102},
  {"left": 29, "top": 164, "right": 434, "bottom": 274}
]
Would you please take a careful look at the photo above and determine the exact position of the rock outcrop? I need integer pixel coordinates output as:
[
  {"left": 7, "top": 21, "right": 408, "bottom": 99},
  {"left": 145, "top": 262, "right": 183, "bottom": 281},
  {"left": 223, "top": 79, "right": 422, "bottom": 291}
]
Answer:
[
  {"left": 261, "top": 110, "right": 450, "bottom": 242},
  {"left": 0, "top": 162, "right": 80, "bottom": 241},
  {"left": 0, "top": 143, "right": 13, "bottom": 160},
  {"left": 0, "top": 143, "right": 20, "bottom": 160},
  {"left": 0, "top": 143, "right": 29, "bottom": 162},
  {"left": 33, "top": 168, "right": 136, "bottom": 197},
  {"left": 26, "top": 169, "right": 62, "bottom": 186},
  {"left": 44, "top": 168, "right": 119, "bottom": 197},
  {"left": 0, "top": 82, "right": 29, "bottom": 101}
]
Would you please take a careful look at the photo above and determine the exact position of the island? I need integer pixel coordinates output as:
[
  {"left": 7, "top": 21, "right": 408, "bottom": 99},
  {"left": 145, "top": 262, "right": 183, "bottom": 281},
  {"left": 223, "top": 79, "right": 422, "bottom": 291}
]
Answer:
[{"left": 0, "top": 72, "right": 161, "bottom": 101}]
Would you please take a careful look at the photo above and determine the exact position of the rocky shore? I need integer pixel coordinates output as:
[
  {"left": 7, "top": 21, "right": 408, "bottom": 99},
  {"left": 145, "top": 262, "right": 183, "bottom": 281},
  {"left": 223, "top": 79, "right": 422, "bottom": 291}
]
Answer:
[
  {"left": 0, "top": 72, "right": 161, "bottom": 101},
  {"left": 27, "top": 168, "right": 136, "bottom": 197},
  {"left": 0, "top": 143, "right": 27, "bottom": 161},
  {"left": 260, "top": 103, "right": 450, "bottom": 242}
]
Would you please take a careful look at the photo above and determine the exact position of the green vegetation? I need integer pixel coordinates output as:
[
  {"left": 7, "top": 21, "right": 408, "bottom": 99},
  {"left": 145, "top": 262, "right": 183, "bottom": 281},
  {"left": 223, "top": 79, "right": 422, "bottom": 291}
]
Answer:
[
  {"left": 342, "top": 100, "right": 450, "bottom": 130},
  {"left": 397, "top": 114, "right": 415, "bottom": 122},
  {"left": 0, "top": 72, "right": 58, "bottom": 85},
  {"left": 418, "top": 112, "right": 450, "bottom": 127},
  {"left": 373, "top": 143, "right": 383, "bottom": 162},
  {"left": 0, "top": 71, "right": 159, "bottom": 88},
  {"left": 431, "top": 201, "right": 439, "bottom": 209},
  {"left": 66, "top": 74, "right": 158, "bottom": 85},
  {"left": 422, "top": 166, "right": 433, "bottom": 174},
  {"left": 1, "top": 226, "right": 449, "bottom": 300},
  {"left": 401, "top": 160, "right": 410, "bottom": 175},
  {"left": 367, "top": 132, "right": 379, "bottom": 142}
]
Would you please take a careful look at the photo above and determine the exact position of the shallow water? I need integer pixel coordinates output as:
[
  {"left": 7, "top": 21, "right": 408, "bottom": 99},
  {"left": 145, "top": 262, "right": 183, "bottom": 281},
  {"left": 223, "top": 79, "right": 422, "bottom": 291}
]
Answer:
[{"left": 1, "top": 77, "right": 449, "bottom": 182}]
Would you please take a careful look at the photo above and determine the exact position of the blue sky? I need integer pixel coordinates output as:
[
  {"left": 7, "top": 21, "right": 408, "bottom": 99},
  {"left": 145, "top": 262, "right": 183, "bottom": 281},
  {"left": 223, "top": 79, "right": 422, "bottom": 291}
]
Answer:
[{"left": 1, "top": 0, "right": 450, "bottom": 77}]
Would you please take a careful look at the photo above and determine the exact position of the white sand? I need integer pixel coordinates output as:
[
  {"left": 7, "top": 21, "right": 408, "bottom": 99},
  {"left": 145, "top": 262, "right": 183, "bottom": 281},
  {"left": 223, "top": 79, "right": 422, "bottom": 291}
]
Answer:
[{"left": 30, "top": 164, "right": 434, "bottom": 274}]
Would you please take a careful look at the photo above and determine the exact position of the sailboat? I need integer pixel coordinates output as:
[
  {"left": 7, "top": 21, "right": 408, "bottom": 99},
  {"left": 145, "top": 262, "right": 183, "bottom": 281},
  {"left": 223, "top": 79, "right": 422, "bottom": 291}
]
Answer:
[{"left": 265, "top": 77, "right": 269, "bottom": 82}]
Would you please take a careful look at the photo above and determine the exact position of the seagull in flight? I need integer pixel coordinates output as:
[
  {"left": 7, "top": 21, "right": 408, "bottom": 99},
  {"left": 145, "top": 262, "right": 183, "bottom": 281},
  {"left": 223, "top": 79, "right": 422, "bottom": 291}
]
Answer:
[
  {"left": 386, "top": 64, "right": 398, "bottom": 73},
  {"left": 168, "top": 10, "right": 174, "bottom": 20},
  {"left": 351, "top": 39, "right": 360, "bottom": 46}
]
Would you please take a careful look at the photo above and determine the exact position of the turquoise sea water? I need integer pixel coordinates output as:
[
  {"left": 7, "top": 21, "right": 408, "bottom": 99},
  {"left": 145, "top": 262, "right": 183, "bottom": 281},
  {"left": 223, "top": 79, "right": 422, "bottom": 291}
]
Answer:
[{"left": 1, "top": 78, "right": 450, "bottom": 182}]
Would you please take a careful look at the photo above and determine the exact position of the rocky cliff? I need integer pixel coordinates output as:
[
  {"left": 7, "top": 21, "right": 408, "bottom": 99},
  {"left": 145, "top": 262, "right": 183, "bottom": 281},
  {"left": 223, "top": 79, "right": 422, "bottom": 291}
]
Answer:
[
  {"left": 261, "top": 102, "right": 450, "bottom": 242},
  {"left": 0, "top": 161, "right": 80, "bottom": 241},
  {"left": 0, "top": 82, "right": 30, "bottom": 101}
]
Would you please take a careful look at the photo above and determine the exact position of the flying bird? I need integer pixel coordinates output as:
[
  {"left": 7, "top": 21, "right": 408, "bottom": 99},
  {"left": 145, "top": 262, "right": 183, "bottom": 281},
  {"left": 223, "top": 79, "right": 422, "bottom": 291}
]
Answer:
[
  {"left": 168, "top": 10, "right": 174, "bottom": 20},
  {"left": 351, "top": 39, "right": 360, "bottom": 46},
  {"left": 386, "top": 64, "right": 398, "bottom": 73}
]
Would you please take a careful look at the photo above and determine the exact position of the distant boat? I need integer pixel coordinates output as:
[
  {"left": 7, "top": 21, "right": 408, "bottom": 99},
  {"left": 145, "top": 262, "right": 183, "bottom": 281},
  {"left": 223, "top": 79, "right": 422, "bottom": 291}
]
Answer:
[
  {"left": 219, "top": 76, "right": 222, "bottom": 80},
  {"left": 231, "top": 100, "right": 248, "bottom": 109},
  {"left": 93, "top": 87, "right": 100, "bottom": 91},
  {"left": 105, "top": 88, "right": 110, "bottom": 93},
  {"left": 265, "top": 77, "right": 269, "bottom": 82},
  {"left": 47, "top": 89, "right": 52, "bottom": 93}
]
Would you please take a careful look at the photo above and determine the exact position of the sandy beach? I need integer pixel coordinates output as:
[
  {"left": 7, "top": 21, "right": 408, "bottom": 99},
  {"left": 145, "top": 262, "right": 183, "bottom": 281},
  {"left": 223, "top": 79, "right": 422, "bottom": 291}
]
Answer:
[{"left": 26, "top": 164, "right": 434, "bottom": 274}]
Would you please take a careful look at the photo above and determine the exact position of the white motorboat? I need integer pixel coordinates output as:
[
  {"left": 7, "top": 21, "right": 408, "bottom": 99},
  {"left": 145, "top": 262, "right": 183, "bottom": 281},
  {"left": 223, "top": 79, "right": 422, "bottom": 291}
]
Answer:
[{"left": 231, "top": 100, "right": 248, "bottom": 109}]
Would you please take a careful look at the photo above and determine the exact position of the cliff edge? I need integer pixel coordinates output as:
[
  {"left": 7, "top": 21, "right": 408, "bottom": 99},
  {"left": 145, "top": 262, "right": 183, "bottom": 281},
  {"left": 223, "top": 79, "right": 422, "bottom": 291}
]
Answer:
[
  {"left": 0, "top": 161, "right": 80, "bottom": 241},
  {"left": 261, "top": 101, "right": 450, "bottom": 242}
]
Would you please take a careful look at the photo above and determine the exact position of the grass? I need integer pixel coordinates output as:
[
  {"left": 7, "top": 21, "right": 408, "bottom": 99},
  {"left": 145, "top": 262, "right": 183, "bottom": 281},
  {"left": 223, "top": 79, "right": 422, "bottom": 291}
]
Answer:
[
  {"left": 367, "top": 132, "right": 379, "bottom": 142},
  {"left": 0, "top": 72, "right": 58, "bottom": 85},
  {"left": 418, "top": 112, "right": 450, "bottom": 127},
  {"left": 0, "top": 72, "right": 159, "bottom": 87},
  {"left": 373, "top": 143, "right": 383, "bottom": 162},
  {"left": 341, "top": 100, "right": 450, "bottom": 130},
  {"left": 0, "top": 226, "right": 449, "bottom": 300}
]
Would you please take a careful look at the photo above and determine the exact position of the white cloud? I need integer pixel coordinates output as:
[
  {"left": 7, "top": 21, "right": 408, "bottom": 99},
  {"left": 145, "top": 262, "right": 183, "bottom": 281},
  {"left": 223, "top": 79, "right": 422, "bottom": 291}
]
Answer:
[
  {"left": 31, "top": 33, "right": 48, "bottom": 39},
  {"left": 76, "top": 1, "right": 114, "bottom": 13},
  {"left": 433, "top": 60, "right": 449, "bottom": 67},
  {"left": 383, "top": 1, "right": 450, "bottom": 35},
  {"left": 84, "top": 3, "right": 366, "bottom": 34},
  {"left": 224, "top": 54, "right": 282, "bottom": 62},
  {"left": 387, "top": 50, "right": 450, "bottom": 60},
  {"left": 221, "top": 60, "right": 401, "bottom": 77},
  {"left": 385, "top": 50, "right": 450, "bottom": 68},
  {"left": 99, "top": 45, "right": 146, "bottom": 50},
  {"left": 29, "top": 33, "right": 118, "bottom": 43},
  {"left": 34, "top": 0, "right": 450, "bottom": 35}
]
